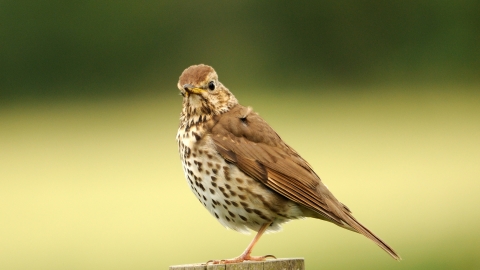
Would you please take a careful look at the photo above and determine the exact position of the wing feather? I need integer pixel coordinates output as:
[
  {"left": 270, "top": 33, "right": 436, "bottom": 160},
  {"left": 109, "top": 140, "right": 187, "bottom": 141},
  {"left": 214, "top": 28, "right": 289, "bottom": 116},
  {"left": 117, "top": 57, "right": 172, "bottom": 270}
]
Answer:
[
  {"left": 210, "top": 105, "right": 341, "bottom": 223},
  {"left": 209, "top": 104, "right": 401, "bottom": 260}
]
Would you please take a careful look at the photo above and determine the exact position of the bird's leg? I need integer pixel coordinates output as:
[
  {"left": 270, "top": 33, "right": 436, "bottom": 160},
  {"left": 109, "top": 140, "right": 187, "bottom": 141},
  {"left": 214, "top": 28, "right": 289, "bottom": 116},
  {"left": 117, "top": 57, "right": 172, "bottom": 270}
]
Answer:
[
  {"left": 234, "top": 222, "right": 275, "bottom": 262},
  {"left": 208, "top": 222, "right": 276, "bottom": 264}
]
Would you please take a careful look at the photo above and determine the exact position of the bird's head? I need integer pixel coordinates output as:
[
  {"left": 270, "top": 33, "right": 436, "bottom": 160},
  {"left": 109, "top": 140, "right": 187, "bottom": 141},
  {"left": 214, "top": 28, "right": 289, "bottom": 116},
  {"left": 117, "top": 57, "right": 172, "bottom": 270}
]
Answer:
[{"left": 178, "top": 64, "right": 238, "bottom": 121}]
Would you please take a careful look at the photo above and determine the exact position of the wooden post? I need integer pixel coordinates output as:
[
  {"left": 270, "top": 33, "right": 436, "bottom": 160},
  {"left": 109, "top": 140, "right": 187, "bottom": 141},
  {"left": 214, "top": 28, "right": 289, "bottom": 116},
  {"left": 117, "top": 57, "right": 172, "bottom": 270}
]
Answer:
[{"left": 169, "top": 258, "right": 304, "bottom": 270}]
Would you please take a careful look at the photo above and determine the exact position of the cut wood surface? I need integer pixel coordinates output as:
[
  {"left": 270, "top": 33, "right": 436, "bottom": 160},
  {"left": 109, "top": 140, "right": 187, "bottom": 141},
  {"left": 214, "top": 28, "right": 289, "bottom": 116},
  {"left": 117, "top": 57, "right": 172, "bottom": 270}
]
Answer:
[{"left": 169, "top": 258, "right": 305, "bottom": 270}]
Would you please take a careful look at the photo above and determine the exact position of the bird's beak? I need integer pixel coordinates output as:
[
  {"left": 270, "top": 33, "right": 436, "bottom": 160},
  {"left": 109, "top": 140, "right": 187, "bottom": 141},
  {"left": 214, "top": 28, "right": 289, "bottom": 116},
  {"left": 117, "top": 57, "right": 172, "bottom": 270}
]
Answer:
[{"left": 183, "top": 84, "right": 205, "bottom": 95}]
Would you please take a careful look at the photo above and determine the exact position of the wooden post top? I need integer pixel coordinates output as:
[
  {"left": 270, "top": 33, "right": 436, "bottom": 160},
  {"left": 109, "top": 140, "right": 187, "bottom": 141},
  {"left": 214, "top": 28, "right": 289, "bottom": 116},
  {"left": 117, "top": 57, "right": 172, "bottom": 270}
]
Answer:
[{"left": 169, "top": 258, "right": 305, "bottom": 270}]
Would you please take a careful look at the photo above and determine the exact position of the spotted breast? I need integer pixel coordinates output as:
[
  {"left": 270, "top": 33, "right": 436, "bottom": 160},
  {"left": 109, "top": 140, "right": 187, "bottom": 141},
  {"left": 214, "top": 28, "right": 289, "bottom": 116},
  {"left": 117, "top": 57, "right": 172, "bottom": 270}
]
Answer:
[{"left": 176, "top": 115, "right": 304, "bottom": 234}]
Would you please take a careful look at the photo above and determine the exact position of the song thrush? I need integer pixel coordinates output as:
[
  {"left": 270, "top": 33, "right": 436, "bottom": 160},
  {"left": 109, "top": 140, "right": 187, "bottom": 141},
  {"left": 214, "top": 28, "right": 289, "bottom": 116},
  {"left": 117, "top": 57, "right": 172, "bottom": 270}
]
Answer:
[{"left": 176, "top": 64, "right": 400, "bottom": 264}]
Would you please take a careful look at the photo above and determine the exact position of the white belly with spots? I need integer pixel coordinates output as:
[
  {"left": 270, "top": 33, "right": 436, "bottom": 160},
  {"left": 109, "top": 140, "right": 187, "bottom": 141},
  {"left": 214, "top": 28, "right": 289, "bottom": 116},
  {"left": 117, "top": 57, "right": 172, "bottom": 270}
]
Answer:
[{"left": 177, "top": 125, "right": 299, "bottom": 233}]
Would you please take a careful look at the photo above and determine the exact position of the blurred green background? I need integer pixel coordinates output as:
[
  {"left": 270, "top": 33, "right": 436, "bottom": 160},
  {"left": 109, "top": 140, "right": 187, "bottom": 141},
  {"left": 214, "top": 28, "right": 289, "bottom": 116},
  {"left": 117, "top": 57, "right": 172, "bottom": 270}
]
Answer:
[{"left": 1, "top": 1, "right": 479, "bottom": 269}]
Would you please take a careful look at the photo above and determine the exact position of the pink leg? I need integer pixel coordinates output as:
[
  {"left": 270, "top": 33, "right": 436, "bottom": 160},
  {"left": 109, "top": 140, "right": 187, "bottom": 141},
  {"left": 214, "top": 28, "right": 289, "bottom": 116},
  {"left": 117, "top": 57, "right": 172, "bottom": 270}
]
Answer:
[{"left": 208, "top": 222, "right": 276, "bottom": 264}]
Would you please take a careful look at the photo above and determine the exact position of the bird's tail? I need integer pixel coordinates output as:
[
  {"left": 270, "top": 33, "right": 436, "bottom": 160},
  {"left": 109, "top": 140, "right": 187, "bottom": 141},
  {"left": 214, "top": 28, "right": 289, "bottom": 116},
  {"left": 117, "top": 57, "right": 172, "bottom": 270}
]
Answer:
[
  {"left": 341, "top": 211, "right": 401, "bottom": 261},
  {"left": 324, "top": 198, "right": 401, "bottom": 261}
]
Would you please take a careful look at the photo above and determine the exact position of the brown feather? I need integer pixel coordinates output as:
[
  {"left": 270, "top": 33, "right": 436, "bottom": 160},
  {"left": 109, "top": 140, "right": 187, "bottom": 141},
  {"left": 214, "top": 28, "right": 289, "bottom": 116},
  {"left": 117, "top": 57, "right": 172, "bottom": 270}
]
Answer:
[
  {"left": 210, "top": 104, "right": 401, "bottom": 260},
  {"left": 178, "top": 64, "right": 215, "bottom": 87},
  {"left": 211, "top": 105, "right": 332, "bottom": 213}
]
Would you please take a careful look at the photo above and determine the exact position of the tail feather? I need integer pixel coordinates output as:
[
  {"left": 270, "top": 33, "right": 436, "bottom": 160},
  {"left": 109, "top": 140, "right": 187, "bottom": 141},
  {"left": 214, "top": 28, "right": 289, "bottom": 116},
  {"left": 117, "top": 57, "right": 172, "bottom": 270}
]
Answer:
[
  {"left": 342, "top": 211, "right": 401, "bottom": 261},
  {"left": 324, "top": 197, "right": 401, "bottom": 260}
]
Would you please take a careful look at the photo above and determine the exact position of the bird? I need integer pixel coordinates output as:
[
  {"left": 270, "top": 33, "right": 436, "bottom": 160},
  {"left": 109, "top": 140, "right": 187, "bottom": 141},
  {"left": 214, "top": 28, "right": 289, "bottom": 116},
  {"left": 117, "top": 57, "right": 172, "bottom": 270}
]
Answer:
[{"left": 175, "top": 64, "right": 400, "bottom": 264}]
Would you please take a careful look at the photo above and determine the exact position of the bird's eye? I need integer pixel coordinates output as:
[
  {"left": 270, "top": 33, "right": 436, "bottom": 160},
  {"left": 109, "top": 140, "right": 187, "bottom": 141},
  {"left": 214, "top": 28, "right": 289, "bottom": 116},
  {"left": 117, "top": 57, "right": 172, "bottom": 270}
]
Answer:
[{"left": 208, "top": 81, "right": 215, "bottom": 91}]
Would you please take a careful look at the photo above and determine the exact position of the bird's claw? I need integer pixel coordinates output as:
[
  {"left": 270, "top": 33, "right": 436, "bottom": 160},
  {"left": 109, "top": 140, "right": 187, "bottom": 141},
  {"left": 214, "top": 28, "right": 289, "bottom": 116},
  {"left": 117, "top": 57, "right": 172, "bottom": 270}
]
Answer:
[{"left": 205, "top": 254, "right": 276, "bottom": 265}]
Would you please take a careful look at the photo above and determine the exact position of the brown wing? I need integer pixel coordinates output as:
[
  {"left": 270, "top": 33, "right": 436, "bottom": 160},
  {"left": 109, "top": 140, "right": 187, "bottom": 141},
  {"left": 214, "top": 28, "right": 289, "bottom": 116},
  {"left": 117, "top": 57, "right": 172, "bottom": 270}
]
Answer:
[
  {"left": 209, "top": 104, "right": 346, "bottom": 225},
  {"left": 209, "top": 104, "right": 401, "bottom": 260}
]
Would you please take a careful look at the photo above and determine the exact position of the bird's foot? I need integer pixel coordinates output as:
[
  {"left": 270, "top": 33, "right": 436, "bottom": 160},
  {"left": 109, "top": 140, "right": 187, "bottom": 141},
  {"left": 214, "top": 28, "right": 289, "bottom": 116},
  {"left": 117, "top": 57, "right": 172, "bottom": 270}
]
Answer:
[{"left": 207, "top": 254, "right": 276, "bottom": 265}]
